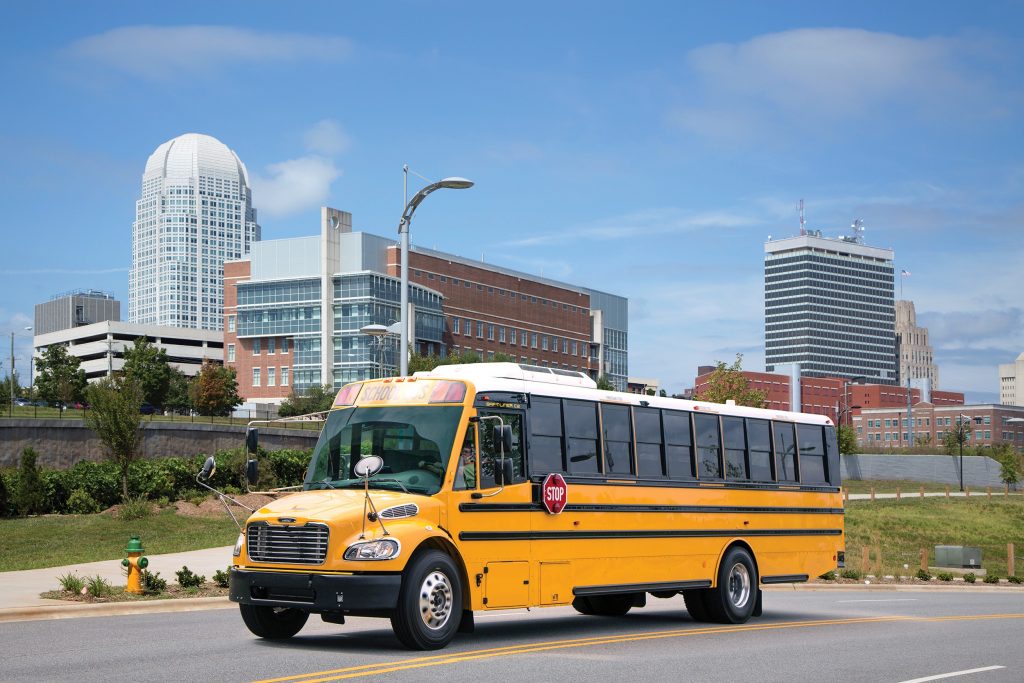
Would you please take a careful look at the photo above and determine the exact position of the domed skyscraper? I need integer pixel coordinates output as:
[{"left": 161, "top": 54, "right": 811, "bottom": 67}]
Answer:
[{"left": 129, "top": 133, "right": 260, "bottom": 330}]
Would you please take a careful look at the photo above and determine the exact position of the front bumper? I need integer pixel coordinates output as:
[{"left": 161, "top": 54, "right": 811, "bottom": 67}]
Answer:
[{"left": 229, "top": 568, "right": 401, "bottom": 612}]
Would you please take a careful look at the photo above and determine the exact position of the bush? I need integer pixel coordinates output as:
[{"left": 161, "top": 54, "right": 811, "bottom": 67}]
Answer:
[
  {"left": 118, "top": 494, "right": 152, "bottom": 521},
  {"left": 15, "top": 447, "right": 45, "bottom": 516},
  {"left": 142, "top": 570, "right": 167, "bottom": 594},
  {"left": 964, "top": 572, "right": 977, "bottom": 583},
  {"left": 57, "top": 572, "right": 85, "bottom": 593},
  {"left": 0, "top": 468, "right": 12, "bottom": 517},
  {"left": 86, "top": 575, "right": 113, "bottom": 598},
  {"left": 818, "top": 570, "right": 836, "bottom": 581},
  {"left": 840, "top": 568, "right": 862, "bottom": 580},
  {"left": 67, "top": 488, "right": 101, "bottom": 515},
  {"left": 1008, "top": 575, "right": 1022, "bottom": 584},
  {"left": 983, "top": 574, "right": 999, "bottom": 584},
  {"left": 937, "top": 572, "right": 954, "bottom": 582},
  {"left": 175, "top": 565, "right": 205, "bottom": 588},
  {"left": 915, "top": 569, "right": 932, "bottom": 581},
  {"left": 213, "top": 567, "right": 231, "bottom": 588}
]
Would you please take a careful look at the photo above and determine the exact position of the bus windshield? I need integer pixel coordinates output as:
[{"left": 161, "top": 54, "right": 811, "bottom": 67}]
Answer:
[{"left": 304, "top": 405, "right": 463, "bottom": 495}]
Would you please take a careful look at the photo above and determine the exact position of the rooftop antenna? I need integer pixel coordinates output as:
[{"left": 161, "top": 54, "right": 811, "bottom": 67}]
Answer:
[
  {"left": 851, "top": 218, "right": 864, "bottom": 244},
  {"left": 798, "top": 199, "right": 806, "bottom": 236}
]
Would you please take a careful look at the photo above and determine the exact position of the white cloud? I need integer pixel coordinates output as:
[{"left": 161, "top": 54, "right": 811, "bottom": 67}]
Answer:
[
  {"left": 304, "top": 119, "right": 351, "bottom": 156},
  {"left": 66, "top": 25, "right": 352, "bottom": 80},
  {"left": 251, "top": 156, "right": 340, "bottom": 218}
]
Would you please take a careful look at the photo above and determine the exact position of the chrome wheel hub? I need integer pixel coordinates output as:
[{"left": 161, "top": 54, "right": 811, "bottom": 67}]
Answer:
[
  {"left": 728, "top": 563, "right": 751, "bottom": 608},
  {"left": 419, "top": 570, "right": 453, "bottom": 630}
]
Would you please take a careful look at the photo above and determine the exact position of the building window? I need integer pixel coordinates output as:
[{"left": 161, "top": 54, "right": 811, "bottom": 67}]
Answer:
[
  {"left": 510, "top": 328, "right": 516, "bottom": 345},
  {"left": 487, "top": 324, "right": 494, "bottom": 341},
  {"left": 464, "top": 318, "right": 472, "bottom": 336},
  {"left": 499, "top": 326, "right": 505, "bottom": 343},
  {"left": 572, "top": 341, "right": 577, "bottom": 356},
  {"left": 268, "top": 338, "right": 276, "bottom": 355},
  {"left": 281, "top": 366, "right": 289, "bottom": 386},
  {"left": 253, "top": 367, "right": 261, "bottom": 387},
  {"left": 281, "top": 338, "right": 289, "bottom": 353},
  {"left": 477, "top": 321, "right": 484, "bottom": 338},
  {"left": 228, "top": 315, "right": 236, "bottom": 332},
  {"left": 267, "top": 367, "right": 276, "bottom": 387},
  {"left": 563, "top": 338, "right": 568, "bottom": 354},
  {"left": 531, "top": 332, "right": 538, "bottom": 349},
  {"left": 227, "top": 344, "right": 235, "bottom": 362},
  {"left": 542, "top": 335, "right": 549, "bottom": 351},
  {"left": 253, "top": 338, "right": 261, "bottom": 355},
  {"left": 453, "top": 318, "right": 460, "bottom": 335}
]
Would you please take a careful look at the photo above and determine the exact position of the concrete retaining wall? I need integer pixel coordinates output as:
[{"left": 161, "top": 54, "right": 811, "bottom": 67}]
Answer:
[
  {"left": 0, "top": 420, "right": 320, "bottom": 469},
  {"left": 841, "top": 453, "right": 1008, "bottom": 488}
]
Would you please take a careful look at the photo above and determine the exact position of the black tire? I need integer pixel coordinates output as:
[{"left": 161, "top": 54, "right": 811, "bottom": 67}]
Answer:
[
  {"left": 239, "top": 604, "right": 309, "bottom": 639},
  {"left": 391, "top": 550, "right": 463, "bottom": 650},
  {"left": 571, "top": 594, "right": 634, "bottom": 617},
  {"left": 704, "top": 546, "right": 758, "bottom": 624},
  {"left": 682, "top": 589, "right": 711, "bottom": 622}
]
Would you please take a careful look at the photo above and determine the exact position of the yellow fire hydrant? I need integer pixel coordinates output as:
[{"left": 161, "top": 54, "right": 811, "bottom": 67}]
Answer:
[{"left": 122, "top": 535, "right": 149, "bottom": 595}]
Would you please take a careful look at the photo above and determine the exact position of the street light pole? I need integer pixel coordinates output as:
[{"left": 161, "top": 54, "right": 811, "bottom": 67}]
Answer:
[{"left": 397, "top": 173, "right": 473, "bottom": 376}]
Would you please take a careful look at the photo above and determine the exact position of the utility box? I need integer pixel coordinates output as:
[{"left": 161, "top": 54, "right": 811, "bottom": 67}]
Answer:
[{"left": 934, "top": 545, "right": 982, "bottom": 569}]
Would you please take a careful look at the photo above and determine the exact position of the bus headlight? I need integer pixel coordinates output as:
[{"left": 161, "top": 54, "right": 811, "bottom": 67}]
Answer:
[
  {"left": 233, "top": 532, "right": 244, "bottom": 557},
  {"left": 344, "top": 539, "right": 401, "bottom": 561}
]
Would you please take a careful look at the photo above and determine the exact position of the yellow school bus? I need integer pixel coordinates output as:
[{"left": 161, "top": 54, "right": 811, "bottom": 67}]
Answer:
[{"left": 229, "top": 363, "right": 844, "bottom": 650}]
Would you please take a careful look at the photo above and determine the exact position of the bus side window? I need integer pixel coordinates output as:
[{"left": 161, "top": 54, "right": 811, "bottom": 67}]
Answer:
[
  {"left": 773, "top": 421, "right": 799, "bottom": 482},
  {"left": 453, "top": 426, "right": 477, "bottom": 490},
  {"left": 694, "top": 413, "right": 723, "bottom": 479},
  {"left": 479, "top": 412, "right": 525, "bottom": 488},
  {"left": 527, "top": 397, "right": 563, "bottom": 475}
]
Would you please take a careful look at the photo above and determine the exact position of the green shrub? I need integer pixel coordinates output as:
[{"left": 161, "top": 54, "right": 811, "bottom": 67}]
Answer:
[
  {"left": 118, "top": 494, "right": 152, "bottom": 521},
  {"left": 175, "top": 565, "right": 205, "bottom": 588},
  {"left": 86, "top": 575, "right": 112, "bottom": 598},
  {"left": 818, "top": 570, "right": 836, "bottom": 581},
  {"left": 840, "top": 568, "right": 862, "bottom": 580},
  {"left": 964, "top": 572, "right": 977, "bottom": 583},
  {"left": 0, "top": 468, "right": 12, "bottom": 517},
  {"left": 1007, "top": 575, "right": 1021, "bottom": 584},
  {"left": 15, "top": 447, "right": 45, "bottom": 516},
  {"left": 67, "top": 488, "right": 101, "bottom": 515},
  {"left": 983, "top": 574, "right": 999, "bottom": 584},
  {"left": 57, "top": 572, "right": 85, "bottom": 593},
  {"left": 937, "top": 572, "right": 954, "bottom": 582},
  {"left": 915, "top": 569, "right": 932, "bottom": 581},
  {"left": 213, "top": 566, "right": 231, "bottom": 588},
  {"left": 142, "top": 570, "right": 167, "bottom": 594}
]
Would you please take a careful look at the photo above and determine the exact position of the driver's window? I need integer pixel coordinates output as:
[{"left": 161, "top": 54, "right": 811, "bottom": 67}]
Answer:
[
  {"left": 478, "top": 412, "right": 525, "bottom": 488},
  {"left": 453, "top": 427, "right": 477, "bottom": 490}
]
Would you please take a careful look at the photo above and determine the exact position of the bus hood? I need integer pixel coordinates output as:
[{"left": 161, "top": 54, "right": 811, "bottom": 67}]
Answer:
[{"left": 248, "top": 489, "right": 440, "bottom": 527}]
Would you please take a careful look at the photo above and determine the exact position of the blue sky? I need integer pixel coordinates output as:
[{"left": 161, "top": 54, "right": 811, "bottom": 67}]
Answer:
[{"left": 2, "top": 1, "right": 1022, "bottom": 400}]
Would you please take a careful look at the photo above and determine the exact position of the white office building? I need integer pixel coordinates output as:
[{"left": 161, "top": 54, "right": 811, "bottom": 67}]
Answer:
[
  {"left": 129, "top": 133, "right": 260, "bottom": 330},
  {"left": 999, "top": 352, "right": 1024, "bottom": 406}
]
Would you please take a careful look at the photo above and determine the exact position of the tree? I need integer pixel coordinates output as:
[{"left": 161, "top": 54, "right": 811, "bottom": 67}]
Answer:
[
  {"left": 14, "top": 447, "right": 45, "bottom": 516},
  {"left": 278, "top": 384, "right": 336, "bottom": 418},
  {"left": 992, "top": 444, "right": 1020, "bottom": 489},
  {"left": 596, "top": 375, "right": 615, "bottom": 391},
  {"left": 189, "top": 361, "right": 241, "bottom": 416},
  {"left": 35, "top": 344, "right": 87, "bottom": 410},
  {"left": 1, "top": 373, "right": 23, "bottom": 402},
  {"left": 83, "top": 376, "right": 143, "bottom": 500},
  {"left": 122, "top": 337, "right": 172, "bottom": 409},
  {"left": 693, "top": 354, "right": 766, "bottom": 408},
  {"left": 164, "top": 368, "right": 192, "bottom": 414},
  {"left": 837, "top": 424, "right": 858, "bottom": 454}
]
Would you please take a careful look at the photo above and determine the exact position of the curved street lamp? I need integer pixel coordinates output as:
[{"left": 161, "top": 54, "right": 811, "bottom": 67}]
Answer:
[{"left": 397, "top": 175, "right": 474, "bottom": 376}]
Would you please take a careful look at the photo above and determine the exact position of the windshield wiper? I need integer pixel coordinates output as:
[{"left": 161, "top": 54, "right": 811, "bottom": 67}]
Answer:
[
  {"left": 308, "top": 478, "right": 337, "bottom": 490},
  {"left": 368, "top": 477, "right": 410, "bottom": 494}
]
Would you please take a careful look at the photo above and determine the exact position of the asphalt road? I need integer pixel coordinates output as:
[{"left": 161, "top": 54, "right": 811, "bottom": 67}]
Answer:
[{"left": 3, "top": 590, "right": 1023, "bottom": 682}]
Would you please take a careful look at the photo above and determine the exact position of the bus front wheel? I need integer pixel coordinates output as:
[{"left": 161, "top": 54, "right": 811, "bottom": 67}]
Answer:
[
  {"left": 239, "top": 604, "right": 309, "bottom": 639},
  {"left": 391, "top": 550, "right": 463, "bottom": 650},
  {"left": 705, "top": 546, "right": 758, "bottom": 624}
]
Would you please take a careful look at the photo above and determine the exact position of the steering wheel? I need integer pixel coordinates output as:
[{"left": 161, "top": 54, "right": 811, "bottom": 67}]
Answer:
[{"left": 391, "top": 467, "right": 441, "bottom": 488}]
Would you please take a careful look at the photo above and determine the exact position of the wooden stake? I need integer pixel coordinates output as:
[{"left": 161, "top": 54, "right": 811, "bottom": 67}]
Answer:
[
  {"left": 986, "top": 486, "right": 991, "bottom": 498},
  {"left": 920, "top": 548, "right": 928, "bottom": 571},
  {"left": 1010, "top": 543, "right": 1016, "bottom": 578},
  {"left": 896, "top": 486, "right": 901, "bottom": 500},
  {"left": 870, "top": 487, "right": 875, "bottom": 501},
  {"left": 966, "top": 486, "right": 971, "bottom": 498},
  {"left": 920, "top": 485, "right": 925, "bottom": 498},
  {"left": 945, "top": 486, "right": 950, "bottom": 498}
]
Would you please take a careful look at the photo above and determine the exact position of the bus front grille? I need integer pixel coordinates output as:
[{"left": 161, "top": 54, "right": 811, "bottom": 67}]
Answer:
[{"left": 247, "top": 522, "right": 329, "bottom": 565}]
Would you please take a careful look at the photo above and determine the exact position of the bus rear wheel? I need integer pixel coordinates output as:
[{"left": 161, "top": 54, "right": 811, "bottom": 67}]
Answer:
[
  {"left": 682, "top": 589, "right": 711, "bottom": 622},
  {"left": 239, "top": 604, "right": 309, "bottom": 639},
  {"left": 705, "top": 546, "right": 758, "bottom": 624},
  {"left": 572, "top": 594, "right": 634, "bottom": 616},
  {"left": 391, "top": 550, "right": 463, "bottom": 650}
]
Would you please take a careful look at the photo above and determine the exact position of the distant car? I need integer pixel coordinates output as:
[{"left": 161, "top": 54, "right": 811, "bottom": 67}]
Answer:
[
  {"left": 139, "top": 403, "right": 157, "bottom": 415},
  {"left": 31, "top": 400, "right": 47, "bottom": 408},
  {"left": 13, "top": 397, "right": 31, "bottom": 407}
]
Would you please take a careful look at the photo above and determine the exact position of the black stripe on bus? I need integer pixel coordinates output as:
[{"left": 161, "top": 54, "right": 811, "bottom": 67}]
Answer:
[
  {"left": 573, "top": 580, "right": 712, "bottom": 597},
  {"left": 761, "top": 574, "right": 810, "bottom": 584},
  {"left": 459, "top": 503, "right": 844, "bottom": 515},
  {"left": 458, "top": 528, "right": 842, "bottom": 541}
]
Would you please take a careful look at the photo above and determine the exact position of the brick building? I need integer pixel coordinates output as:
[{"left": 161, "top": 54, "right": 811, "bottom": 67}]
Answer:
[{"left": 853, "top": 404, "right": 1024, "bottom": 450}]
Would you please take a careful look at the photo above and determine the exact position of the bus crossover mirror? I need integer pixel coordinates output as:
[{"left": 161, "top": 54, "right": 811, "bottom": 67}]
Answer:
[
  {"left": 492, "top": 425, "right": 513, "bottom": 454},
  {"left": 246, "top": 459, "right": 259, "bottom": 486},
  {"left": 495, "top": 457, "right": 514, "bottom": 486},
  {"left": 246, "top": 427, "right": 259, "bottom": 454},
  {"left": 199, "top": 456, "right": 216, "bottom": 481}
]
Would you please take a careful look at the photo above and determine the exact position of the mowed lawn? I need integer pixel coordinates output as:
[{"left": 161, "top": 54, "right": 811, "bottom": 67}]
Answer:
[
  {"left": 0, "top": 508, "right": 239, "bottom": 572},
  {"left": 844, "top": 497, "right": 1024, "bottom": 577}
]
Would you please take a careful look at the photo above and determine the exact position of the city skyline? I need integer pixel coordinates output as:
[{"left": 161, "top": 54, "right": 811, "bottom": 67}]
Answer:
[{"left": 2, "top": 2, "right": 1023, "bottom": 400}]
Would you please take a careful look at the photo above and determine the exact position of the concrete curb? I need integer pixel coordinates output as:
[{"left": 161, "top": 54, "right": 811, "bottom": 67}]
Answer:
[
  {"left": 764, "top": 583, "right": 1024, "bottom": 593},
  {"left": 0, "top": 596, "right": 233, "bottom": 623}
]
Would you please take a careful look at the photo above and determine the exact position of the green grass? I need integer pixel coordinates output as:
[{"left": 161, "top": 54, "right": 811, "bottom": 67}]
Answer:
[
  {"left": 0, "top": 508, "right": 240, "bottom": 572},
  {"left": 845, "top": 497, "right": 1024, "bottom": 577},
  {"left": 843, "top": 479, "right": 961, "bottom": 494}
]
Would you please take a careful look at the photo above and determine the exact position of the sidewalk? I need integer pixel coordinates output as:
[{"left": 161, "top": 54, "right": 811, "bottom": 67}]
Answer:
[
  {"left": 847, "top": 490, "right": 1022, "bottom": 500},
  {"left": 0, "top": 545, "right": 235, "bottom": 621}
]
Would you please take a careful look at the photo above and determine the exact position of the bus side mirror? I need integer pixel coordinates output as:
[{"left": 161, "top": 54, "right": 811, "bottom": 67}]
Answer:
[
  {"left": 246, "top": 427, "right": 259, "bottom": 454},
  {"left": 492, "top": 425, "right": 513, "bottom": 454},
  {"left": 495, "top": 457, "right": 514, "bottom": 486},
  {"left": 246, "top": 459, "right": 259, "bottom": 486},
  {"left": 199, "top": 456, "right": 216, "bottom": 481}
]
